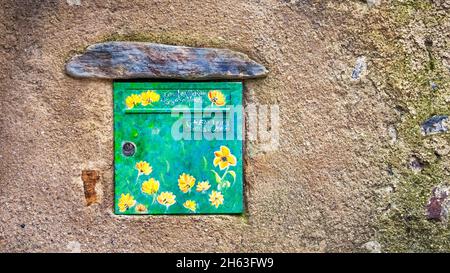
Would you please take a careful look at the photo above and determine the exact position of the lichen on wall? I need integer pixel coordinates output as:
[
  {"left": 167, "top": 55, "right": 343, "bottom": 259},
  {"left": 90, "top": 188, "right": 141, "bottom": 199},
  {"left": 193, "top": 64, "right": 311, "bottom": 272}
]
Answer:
[
  {"left": 291, "top": 0, "right": 450, "bottom": 252},
  {"left": 354, "top": 0, "right": 450, "bottom": 252}
]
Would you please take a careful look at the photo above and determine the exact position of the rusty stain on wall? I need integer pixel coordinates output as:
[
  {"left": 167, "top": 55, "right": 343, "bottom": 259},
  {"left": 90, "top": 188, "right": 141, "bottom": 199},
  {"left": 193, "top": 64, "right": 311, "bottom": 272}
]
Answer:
[{"left": 81, "top": 170, "right": 100, "bottom": 206}]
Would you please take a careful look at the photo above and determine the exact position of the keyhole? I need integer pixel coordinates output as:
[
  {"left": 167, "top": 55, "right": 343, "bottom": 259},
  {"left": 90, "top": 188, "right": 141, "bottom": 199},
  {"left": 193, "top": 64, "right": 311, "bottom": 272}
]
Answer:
[{"left": 122, "top": 142, "right": 136, "bottom": 157}]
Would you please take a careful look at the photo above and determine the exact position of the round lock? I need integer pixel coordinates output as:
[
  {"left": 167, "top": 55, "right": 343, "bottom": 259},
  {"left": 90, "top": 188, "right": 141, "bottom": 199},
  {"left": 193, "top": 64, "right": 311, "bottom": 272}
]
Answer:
[{"left": 122, "top": 141, "right": 136, "bottom": 157}]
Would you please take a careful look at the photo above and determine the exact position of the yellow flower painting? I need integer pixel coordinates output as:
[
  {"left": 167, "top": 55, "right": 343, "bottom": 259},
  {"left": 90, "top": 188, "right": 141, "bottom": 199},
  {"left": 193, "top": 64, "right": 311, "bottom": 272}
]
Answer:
[
  {"left": 178, "top": 173, "right": 196, "bottom": 193},
  {"left": 157, "top": 191, "right": 176, "bottom": 208},
  {"left": 208, "top": 90, "right": 226, "bottom": 106},
  {"left": 135, "top": 204, "right": 148, "bottom": 213},
  {"left": 118, "top": 193, "right": 136, "bottom": 212},
  {"left": 140, "top": 90, "right": 160, "bottom": 106},
  {"left": 125, "top": 94, "right": 142, "bottom": 109},
  {"left": 142, "top": 178, "right": 160, "bottom": 195},
  {"left": 196, "top": 181, "right": 211, "bottom": 193},
  {"left": 213, "top": 146, "right": 237, "bottom": 170},
  {"left": 183, "top": 200, "right": 197, "bottom": 212},
  {"left": 136, "top": 161, "right": 152, "bottom": 175},
  {"left": 209, "top": 190, "right": 224, "bottom": 208},
  {"left": 115, "top": 83, "right": 244, "bottom": 215}
]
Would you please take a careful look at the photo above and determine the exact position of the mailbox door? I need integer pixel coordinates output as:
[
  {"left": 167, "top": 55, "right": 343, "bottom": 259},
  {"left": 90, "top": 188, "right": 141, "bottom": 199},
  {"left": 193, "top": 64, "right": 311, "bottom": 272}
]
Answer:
[{"left": 113, "top": 82, "right": 243, "bottom": 214}]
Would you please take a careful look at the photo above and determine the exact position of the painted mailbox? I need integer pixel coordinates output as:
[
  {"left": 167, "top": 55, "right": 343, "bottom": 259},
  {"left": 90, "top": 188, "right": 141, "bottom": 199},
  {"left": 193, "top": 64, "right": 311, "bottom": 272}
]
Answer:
[{"left": 113, "top": 82, "right": 243, "bottom": 214}]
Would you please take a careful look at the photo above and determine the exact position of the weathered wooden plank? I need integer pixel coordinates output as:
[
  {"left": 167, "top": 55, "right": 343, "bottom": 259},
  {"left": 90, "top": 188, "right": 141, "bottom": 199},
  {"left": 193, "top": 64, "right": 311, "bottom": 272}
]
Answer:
[{"left": 66, "top": 42, "right": 268, "bottom": 80}]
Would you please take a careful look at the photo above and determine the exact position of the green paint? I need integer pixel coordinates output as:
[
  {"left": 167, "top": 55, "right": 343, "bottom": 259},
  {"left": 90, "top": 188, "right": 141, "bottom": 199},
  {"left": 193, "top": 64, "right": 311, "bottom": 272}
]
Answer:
[{"left": 114, "top": 82, "right": 243, "bottom": 215}]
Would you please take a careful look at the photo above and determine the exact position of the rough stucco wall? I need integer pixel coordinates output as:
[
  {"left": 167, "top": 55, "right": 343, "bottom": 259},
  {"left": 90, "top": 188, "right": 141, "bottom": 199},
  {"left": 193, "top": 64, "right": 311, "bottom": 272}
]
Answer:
[{"left": 0, "top": 0, "right": 449, "bottom": 252}]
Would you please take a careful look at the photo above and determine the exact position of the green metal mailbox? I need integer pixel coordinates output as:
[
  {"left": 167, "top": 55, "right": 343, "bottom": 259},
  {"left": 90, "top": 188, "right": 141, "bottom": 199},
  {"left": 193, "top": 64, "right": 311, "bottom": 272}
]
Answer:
[{"left": 113, "top": 82, "right": 243, "bottom": 214}]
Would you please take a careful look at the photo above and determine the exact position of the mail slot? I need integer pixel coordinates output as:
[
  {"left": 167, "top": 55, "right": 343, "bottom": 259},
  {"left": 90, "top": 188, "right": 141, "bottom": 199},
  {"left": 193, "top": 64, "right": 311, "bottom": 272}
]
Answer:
[{"left": 113, "top": 82, "right": 243, "bottom": 214}]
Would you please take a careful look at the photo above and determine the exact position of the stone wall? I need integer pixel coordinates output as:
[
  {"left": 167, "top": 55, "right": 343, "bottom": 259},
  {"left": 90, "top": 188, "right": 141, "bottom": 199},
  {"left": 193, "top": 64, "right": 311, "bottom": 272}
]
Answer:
[{"left": 0, "top": 0, "right": 449, "bottom": 252}]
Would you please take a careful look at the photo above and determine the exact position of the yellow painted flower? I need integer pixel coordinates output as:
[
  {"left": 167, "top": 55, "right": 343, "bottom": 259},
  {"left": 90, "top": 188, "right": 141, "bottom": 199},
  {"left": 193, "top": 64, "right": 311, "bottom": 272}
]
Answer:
[
  {"left": 196, "top": 181, "right": 211, "bottom": 193},
  {"left": 135, "top": 204, "right": 147, "bottom": 213},
  {"left": 178, "top": 173, "right": 195, "bottom": 193},
  {"left": 183, "top": 200, "right": 197, "bottom": 212},
  {"left": 213, "top": 146, "right": 237, "bottom": 170},
  {"left": 141, "top": 178, "right": 160, "bottom": 195},
  {"left": 209, "top": 190, "right": 224, "bottom": 208},
  {"left": 141, "top": 90, "right": 160, "bottom": 106},
  {"left": 136, "top": 161, "right": 152, "bottom": 175},
  {"left": 118, "top": 193, "right": 136, "bottom": 212},
  {"left": 125, "top": 94, "right": 142, "bottom": 109},
  {"left": 157, "top": 191, "right": 176, "bottom": 208},
  {"left": 208, "top": 90, "right": 226, "bottom": 106}
]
